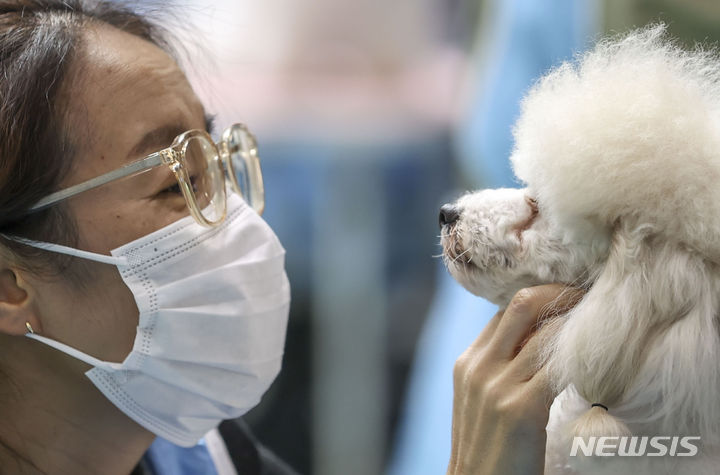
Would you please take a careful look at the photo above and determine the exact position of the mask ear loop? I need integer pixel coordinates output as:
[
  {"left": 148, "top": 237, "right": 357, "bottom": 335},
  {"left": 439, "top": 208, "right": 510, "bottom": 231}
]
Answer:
[
  {"left": 26, "top": 332, "right": 124, "bottom": 371},
  {"left": 4, "top": 236, "right": 128, "bottom": 372},
  {"left": 2, "top": 235, "right": 128, "bottom": 266}
]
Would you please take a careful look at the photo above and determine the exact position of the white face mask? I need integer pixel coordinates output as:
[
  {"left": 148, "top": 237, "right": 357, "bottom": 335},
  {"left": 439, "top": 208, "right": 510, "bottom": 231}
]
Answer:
[{"left": 19, "top": 194, "right": 291, "bottom": 447}]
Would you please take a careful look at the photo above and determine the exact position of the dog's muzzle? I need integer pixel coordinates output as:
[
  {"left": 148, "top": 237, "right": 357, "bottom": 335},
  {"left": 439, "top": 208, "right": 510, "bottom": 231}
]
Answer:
[
  {"left": 439, "top": 204, "right": 471, "bottom": 265},
  {"left": 439, "top": 204, "right": 460, "bottom": 228}
]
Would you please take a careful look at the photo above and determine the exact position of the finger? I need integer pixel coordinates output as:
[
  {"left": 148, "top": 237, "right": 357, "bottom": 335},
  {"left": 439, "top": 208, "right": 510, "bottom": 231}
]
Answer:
[
  {"left": 506, "top": 333, "right": 544, "bottom": 381},
  {"left": 481, "top": 307, "right": 505, "bottom": 341},
  {"left": 447, "top": 401, "right": 460, "bottom": 474},
  {"left": 509, "top": 311, "right": 566, "bottom": 377},
  {"left": 505, "top": 314, "right": 559, "bottom": 382},
  {"left": 490, "top": 284, "right": 583, "bottom": 360},
  {"left": 449, "top": 308, "right": 506, "bottom": 473},
  {"left": 491, "top": 284, "right": 565, "bottom": 359},
  {"left": 535, "top": 285, "right": 585, "bottom": 323},
  {"left": 462, "top": 308, "right": 505, "bottom": 356},
  {"left": 526, "top": 364, "right": 562, "bottom": 411}
]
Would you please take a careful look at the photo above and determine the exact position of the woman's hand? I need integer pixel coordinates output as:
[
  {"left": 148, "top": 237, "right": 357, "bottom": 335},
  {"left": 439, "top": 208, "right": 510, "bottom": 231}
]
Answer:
[{"left": 447, "top": 285, "right": 582, "bottom": 475}]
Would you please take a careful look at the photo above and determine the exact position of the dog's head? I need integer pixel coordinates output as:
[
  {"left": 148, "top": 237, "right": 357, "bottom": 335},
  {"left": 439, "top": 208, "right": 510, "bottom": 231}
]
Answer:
[
  {"left": 439, "top": 187, "right": 609, "bottom": 306},
  {"left": 440, "top": 24, "right": 720, "bottom": 447}
]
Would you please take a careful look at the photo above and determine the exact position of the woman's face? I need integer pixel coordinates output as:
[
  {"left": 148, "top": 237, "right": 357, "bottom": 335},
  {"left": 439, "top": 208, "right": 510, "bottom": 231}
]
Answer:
[{"left": 25, "top": 25, "right": 209, "bottom": 363}]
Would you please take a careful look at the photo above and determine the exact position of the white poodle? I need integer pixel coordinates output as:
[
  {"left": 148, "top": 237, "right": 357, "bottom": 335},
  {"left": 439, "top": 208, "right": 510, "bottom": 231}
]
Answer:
[{"left": 440, "top": 25, "right": 720, "bottom": 474}]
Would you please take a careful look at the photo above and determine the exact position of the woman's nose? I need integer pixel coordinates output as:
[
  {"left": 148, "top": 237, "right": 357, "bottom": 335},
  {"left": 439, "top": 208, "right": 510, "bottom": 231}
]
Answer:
[{"left": 439, "top": 204, "right": 460, "bottom": 228}]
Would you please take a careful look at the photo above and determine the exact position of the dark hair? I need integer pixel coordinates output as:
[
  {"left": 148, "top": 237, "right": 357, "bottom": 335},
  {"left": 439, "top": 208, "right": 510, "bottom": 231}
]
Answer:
[{"left": 0, "top": 0, "right": 171, "bottom": 274}]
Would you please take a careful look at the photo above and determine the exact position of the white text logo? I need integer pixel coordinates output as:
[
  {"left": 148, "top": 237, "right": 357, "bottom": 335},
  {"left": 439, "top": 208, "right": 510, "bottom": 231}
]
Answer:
[{"left": 569, "top": 436, "right": 701, "bottom": 457}]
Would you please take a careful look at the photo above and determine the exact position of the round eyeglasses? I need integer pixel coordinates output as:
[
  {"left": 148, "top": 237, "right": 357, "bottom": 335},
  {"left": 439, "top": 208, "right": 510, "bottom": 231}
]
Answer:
[{"left": 29, "top": 123, "right": 264, "bottom": 226}]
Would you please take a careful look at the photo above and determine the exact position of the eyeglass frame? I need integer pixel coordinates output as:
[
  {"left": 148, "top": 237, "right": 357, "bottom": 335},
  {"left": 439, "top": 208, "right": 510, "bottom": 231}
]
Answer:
[{"left": 28, "top": 123, "right": 265, "bottom": 227}]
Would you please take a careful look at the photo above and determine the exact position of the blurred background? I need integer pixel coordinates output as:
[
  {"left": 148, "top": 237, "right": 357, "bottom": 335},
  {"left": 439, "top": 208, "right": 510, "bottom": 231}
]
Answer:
[{"left": 127, "top": 0, "right": 720, "bottom": 473}]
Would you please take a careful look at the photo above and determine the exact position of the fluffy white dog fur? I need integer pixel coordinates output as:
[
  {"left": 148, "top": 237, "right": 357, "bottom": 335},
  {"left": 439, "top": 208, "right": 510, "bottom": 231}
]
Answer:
[{"left": 440, "top": 25, "right": 720, "bottom": 474}]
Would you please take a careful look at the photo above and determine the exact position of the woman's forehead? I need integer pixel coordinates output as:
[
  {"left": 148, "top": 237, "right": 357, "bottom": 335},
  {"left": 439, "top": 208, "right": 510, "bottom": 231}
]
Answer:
[
  {"left": 62, "top": 25, "right": 205, "bottom": 183},
  {"left": 76, "top": 25, "right": 201, "bottom": 114},
  {"left": 82, "top": 23, "right": 174, "bottom": 75}
]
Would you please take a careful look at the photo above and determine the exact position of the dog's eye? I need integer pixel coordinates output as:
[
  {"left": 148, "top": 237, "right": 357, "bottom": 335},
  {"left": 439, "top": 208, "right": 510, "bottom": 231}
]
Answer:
[
  {"left": 515, "top": 196, "right": 539, "bottom": 241},
  {"left": 526, "top": 196, "right": 539, "bottom": 214}
]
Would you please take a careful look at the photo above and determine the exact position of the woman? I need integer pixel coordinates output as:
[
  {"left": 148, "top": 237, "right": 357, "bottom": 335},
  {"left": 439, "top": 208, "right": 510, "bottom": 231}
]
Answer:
[
  {"left": 0, "top": 1, "right": 292, "bottom": 473},
  {"left": 0, "top": 1, "right": 568, "bottom": 473}
]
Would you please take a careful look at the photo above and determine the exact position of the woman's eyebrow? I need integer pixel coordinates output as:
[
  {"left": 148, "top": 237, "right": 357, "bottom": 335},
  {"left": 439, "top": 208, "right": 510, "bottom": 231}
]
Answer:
[
  {"left": 127, "top": 122, "right": 187, "bottom": 160},
  {"left": 205, "top": 113, "right": 216, "bottom": 135}
]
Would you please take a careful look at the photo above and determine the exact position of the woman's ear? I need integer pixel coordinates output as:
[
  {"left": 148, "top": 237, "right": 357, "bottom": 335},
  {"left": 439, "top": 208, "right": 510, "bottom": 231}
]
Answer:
[{"left": 0, "top": 268, "right": 40, "bottom": 336}]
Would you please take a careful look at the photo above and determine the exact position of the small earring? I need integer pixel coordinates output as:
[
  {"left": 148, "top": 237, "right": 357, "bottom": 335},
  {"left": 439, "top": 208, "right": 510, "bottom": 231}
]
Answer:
[{"left": 25, "top": 322, "right": 35, "bottom": 334}]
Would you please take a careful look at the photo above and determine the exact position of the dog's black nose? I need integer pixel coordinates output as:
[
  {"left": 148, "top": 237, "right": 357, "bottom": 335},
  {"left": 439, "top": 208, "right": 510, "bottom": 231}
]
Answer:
[{"left": 439, "top": 204, "right": 460, "bottom": 228}]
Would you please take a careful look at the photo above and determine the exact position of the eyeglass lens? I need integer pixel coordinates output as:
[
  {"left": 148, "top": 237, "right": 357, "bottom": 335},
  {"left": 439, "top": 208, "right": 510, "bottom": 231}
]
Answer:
[
  {"left": 183, "top": 135, "right": 226, "bottom": 223},
  {"left": 224, "top": 125, "right": 264, "bottom": 214}
]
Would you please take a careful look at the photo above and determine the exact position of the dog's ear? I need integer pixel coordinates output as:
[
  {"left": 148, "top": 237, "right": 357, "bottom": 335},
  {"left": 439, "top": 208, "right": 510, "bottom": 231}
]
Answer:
[{"left": 541, "top": 221, "right": 720, "bottom": 441}]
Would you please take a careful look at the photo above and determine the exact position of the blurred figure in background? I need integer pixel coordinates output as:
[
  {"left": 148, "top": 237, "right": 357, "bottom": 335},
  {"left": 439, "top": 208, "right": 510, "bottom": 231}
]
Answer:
[{"left": 173, "top": 1, "right": 470, "bottom": 473}]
